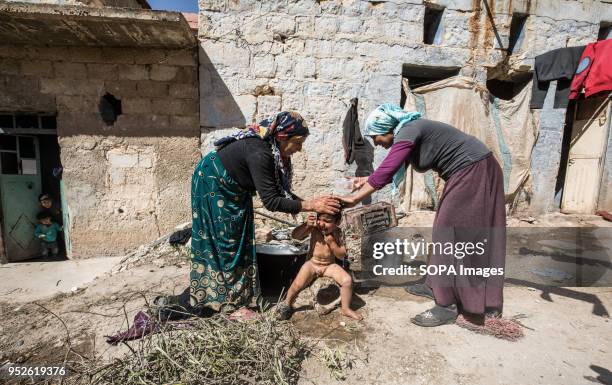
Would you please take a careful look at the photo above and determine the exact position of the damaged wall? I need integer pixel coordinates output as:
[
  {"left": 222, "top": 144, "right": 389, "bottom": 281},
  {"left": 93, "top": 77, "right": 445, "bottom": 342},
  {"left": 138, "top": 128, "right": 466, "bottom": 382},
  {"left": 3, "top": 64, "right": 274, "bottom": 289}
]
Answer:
[
  {"left": 0, "top": 45, "right": 200, "bottom": 258},
  {"left": 198, "top": 0, "right": 611, "bottom": 215}
]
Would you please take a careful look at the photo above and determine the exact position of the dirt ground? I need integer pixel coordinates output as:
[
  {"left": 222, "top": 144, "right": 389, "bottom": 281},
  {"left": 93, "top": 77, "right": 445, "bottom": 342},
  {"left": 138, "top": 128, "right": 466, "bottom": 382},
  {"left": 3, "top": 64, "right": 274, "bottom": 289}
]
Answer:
[
  {"left": 1, "top": 260, "right": 611, "bottom": 384},
  {"left": 1, "top": 212, "right": 611, "bottom": 384}
]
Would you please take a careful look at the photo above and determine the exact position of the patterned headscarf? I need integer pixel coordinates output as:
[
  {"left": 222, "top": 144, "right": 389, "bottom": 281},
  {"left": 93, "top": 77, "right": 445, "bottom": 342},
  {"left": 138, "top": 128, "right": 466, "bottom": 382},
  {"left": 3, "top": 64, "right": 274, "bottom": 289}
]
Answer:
[
  {"left": 214, "top": 111, "right": 309, "bottom": 198},
  {"left": 363, "top": 104, "right": 421, "bottom": 196},
  {"left": 363, "top": 103, "right": 421, "bottom": 137}
]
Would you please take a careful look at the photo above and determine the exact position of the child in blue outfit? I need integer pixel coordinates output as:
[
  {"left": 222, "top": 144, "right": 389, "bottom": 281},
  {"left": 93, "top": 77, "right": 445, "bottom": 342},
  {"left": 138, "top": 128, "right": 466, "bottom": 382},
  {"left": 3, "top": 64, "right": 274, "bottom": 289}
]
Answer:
[{"left": 35, "top": 211, "right": 62, "bottom": 257}]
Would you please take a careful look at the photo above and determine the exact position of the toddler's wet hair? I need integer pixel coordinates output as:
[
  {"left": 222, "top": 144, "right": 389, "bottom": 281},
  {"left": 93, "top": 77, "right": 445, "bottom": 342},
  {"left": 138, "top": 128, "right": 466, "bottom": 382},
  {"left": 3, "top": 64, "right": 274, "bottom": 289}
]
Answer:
[{"left": 319, "top": 211, "right": 342, "bottom": 223}]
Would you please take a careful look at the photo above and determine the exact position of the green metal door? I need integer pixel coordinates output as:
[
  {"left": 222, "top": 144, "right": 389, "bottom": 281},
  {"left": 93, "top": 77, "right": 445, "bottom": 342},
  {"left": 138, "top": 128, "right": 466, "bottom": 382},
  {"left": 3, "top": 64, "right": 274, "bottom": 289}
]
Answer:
[
  {"left": 60, "top": 180, "right": 71, "bottom": 257},
  {"left": 0, "top": 135, "right": 42, "bottom": 261}
]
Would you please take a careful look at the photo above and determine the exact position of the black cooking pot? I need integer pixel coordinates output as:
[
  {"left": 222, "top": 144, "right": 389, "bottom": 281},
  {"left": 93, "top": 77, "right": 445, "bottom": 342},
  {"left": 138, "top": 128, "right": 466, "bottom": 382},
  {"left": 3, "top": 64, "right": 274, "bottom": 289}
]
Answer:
[{"left": 256, "top": 243, "right": 308, "bottom": 293}]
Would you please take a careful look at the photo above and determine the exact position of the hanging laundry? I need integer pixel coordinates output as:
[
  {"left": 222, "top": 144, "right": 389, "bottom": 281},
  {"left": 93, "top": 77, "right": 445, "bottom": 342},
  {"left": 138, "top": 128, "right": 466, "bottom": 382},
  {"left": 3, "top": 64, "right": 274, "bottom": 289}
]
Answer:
[
  {"left": 569, "top": 39, "right": 612, "bottom": 100},
  {"left": 530, "top": 46, "right": 585, "bottom": 109},
  {"left": 342, "top": 98, "right": 364, "bottom": 164}
]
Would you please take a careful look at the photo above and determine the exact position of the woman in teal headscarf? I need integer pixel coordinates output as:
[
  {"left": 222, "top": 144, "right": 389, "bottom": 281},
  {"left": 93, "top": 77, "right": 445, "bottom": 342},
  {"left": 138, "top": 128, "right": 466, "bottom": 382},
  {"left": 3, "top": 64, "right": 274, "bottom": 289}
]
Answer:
[
  {"left": 340, "top": 104, "right": 506, "bottom": 327},
  {"left": 156, "top": 112, "right": 341, "bottom": 318}
]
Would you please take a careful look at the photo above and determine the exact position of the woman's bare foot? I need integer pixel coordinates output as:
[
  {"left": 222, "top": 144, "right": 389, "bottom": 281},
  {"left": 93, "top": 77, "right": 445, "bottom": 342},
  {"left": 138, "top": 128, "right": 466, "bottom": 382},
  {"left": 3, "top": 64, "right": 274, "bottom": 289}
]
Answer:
[{"left": 341, "top": 308, "right": 363, "bottom": 320}]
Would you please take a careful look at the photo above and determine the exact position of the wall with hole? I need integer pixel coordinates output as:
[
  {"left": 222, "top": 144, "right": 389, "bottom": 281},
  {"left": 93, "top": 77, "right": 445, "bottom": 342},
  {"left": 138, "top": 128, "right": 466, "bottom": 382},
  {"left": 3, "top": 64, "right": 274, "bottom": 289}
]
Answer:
[{"left": 0, "top": 45, "right": 200, "bottom": 257}]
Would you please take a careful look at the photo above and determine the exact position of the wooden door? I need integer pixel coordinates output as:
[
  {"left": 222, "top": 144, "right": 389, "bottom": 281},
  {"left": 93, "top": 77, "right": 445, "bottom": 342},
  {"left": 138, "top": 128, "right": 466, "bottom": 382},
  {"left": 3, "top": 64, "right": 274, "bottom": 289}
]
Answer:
[
  {"left": 561, "top": 97, "right": 611, "bottom": 214},
  {"left": 0, "top": 135, "right": 42, "bottom": 261}
]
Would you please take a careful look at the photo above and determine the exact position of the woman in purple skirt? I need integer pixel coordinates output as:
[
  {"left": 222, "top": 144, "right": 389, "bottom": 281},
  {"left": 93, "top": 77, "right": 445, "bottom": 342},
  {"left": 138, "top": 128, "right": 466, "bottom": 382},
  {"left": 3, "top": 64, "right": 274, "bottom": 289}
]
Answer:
[{"left": 340, "top": 104, "right": 506, "bottom": 327}]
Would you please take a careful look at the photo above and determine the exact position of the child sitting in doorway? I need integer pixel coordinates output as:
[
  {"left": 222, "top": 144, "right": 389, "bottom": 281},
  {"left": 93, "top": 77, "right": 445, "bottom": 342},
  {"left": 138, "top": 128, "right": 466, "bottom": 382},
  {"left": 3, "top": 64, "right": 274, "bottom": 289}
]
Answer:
[
  {"left": 277, "top": 212, "right": 362, "bottom": 320},
  {"left": 35, "top": 211, "right": 62, "bottom": 258},
  {"left": 39, "top": 193, "right": 62, "bottom": 225}
]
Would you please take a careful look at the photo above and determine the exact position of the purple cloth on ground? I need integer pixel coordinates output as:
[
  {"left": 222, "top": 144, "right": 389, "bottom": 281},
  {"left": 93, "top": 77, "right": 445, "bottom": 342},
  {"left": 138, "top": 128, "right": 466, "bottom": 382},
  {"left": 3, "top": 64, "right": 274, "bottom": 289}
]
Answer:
[
  {"left": 105, "top": 311, "right": 160, "bottom": 345},
  {"left": 367, "top": 140, "right": 414, "bottom": 189},
  {"left": 425, "top": 154, "right": 507, "bottom": 315}
]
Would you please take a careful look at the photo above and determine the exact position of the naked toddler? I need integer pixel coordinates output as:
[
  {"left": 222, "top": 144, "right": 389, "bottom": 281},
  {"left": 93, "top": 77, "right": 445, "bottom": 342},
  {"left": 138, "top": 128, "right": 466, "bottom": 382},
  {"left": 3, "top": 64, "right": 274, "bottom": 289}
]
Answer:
[{"left": 277, "top": 212, "right": 362, "bottom": 320}]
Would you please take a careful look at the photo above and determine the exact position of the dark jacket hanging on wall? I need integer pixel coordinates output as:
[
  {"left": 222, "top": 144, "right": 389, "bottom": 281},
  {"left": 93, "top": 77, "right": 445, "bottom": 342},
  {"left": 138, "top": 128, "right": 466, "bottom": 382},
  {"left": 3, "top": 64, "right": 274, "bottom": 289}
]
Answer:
[
  {"left": 530, "top": 46, "right": 585, "bottom": 109},
  {"left": 342, "top": 98, "right": 363, "bottom": 164}
]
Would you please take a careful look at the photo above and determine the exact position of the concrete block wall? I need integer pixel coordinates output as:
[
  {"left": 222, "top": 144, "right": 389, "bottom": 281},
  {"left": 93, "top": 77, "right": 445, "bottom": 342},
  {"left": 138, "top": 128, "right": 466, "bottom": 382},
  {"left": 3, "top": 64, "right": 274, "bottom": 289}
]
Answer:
[
  {"left": 0, "top": 45, "right": 200, "bottom": 258},
  {"left": 198, "top": 0, "right": 610, "bottom": 214}
]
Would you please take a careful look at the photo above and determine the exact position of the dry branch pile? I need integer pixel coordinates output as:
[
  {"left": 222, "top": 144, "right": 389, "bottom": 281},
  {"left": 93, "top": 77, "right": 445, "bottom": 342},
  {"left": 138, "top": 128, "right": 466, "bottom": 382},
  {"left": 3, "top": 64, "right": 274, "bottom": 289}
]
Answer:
[{"left": 67, "top": 313, "right": 308, "bottom": 385}]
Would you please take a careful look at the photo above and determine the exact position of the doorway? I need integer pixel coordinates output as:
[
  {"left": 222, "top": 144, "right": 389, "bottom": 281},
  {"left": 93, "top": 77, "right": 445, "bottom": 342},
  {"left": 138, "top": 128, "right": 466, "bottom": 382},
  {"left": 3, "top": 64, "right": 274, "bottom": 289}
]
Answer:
[
  {"left": 0, "top": 113, "right": 66, "bottom": 262},
  {"left": 560, "top": 97, "right": 611, "bottom": 214}
]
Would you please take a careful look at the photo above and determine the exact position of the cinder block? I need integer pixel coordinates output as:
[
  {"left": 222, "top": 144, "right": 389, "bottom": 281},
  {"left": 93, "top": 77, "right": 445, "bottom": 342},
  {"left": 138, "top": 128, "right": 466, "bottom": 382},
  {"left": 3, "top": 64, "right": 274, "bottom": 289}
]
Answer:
[
  {"left": 122, "top": 98, "right": 153, "bottom": 114},
  {"left": 5, "top": 75, "right": 39, "bottom": 95},
  {"left": 0, "top": 58, "right": 20, "bottom": 75},
  {"left": 53, "top": 62, "right": 88, "bottom": 79},
  {"left": 169, "top": 83, "right": 199, "bottom": 99},
  {"left": 31, "top": 46, "right": 70, "bottom": 61},
  {"left": 134, "top": 49, "right": 168, "bottom": 65},
  {"left": 150, "top": 65, "right": 179, "bottom": 81},
  {"left": 0, "top": 44, "right": 28, "bottom": 59},
  {"left": 174, "top": 67, "right": 198, "bottom": 83},
  {"left": 136, "top": 81, "right": 169, "bottom": 97},
  {"left": 119, "top": 64, "right": 150, "bottom": 81},
  {"left": 104, "top": 80, "right": 139, "bottom": 98},
  {"left": 115, "top": 114, "right": 170, "bottom": 130},
  {"left": 166, "top": 50, "right": 197, "bottom": 67},
  {"left": 57, "top": 113, "right": 105, "bottom": 135},
  {"left": 87, "top": 63, "right": 119, "bottom": 80},
  {"left": 40, "top": 78, "right": 104, "bottom": 96},
  {"left": 68, "top": 47, "right": 103, "bottom": 63},
  {"left": 101, "top": 48, "right": 136, "bottom": 64},
  {"left": 170, "top": 115, "right": 200, "bottom": 131},
  {"left": 21, "top": 60, "right": 54, "bottom": 78},
  {"left": 56, "top": 95, "right": 99, "bottom": 113},
  {"left": 151, "top": 98, "right": 198, "bottom": 115}
]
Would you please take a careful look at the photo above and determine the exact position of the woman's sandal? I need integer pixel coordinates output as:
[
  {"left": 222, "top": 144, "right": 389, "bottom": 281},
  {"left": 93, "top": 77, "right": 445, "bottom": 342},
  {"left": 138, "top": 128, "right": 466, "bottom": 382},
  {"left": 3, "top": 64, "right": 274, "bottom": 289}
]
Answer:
[
  {"left": 404, "top": 283, "right": 434, "bottom": 300},
  {"left": 411, "top": 304, "right": 458, "bottom": 327}
]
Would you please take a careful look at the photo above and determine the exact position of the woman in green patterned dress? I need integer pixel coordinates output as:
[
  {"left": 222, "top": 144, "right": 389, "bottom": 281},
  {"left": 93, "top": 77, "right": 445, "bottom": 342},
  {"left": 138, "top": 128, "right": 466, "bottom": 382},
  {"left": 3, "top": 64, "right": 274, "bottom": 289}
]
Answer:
[{"left": 187, "top": 111, "right": 340, "bottom": 314}]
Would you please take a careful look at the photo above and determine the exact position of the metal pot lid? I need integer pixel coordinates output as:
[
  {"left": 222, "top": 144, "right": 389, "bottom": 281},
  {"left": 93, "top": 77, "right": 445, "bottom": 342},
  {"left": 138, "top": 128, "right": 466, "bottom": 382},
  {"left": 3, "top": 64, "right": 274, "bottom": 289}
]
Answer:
[{"left": 255, "top": 243, "right": 308, "bottom": 256}]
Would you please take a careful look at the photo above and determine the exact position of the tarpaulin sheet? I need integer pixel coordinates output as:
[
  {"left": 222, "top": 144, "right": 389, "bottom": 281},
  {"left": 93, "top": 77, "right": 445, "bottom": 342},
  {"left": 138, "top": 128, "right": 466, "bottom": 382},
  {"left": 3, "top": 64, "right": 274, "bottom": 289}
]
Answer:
[{"left": 401, "top": 76, "right": 538, "bottom": 211}]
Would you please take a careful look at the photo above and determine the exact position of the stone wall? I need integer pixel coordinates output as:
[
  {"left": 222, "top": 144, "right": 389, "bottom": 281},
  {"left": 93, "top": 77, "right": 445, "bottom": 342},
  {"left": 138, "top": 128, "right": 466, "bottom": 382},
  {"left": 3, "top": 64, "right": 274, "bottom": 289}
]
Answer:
[
  {"left": 0, "top": 45, "right": 200, "bottom": 258},
  {"left": 7, "top": 0, "right": 148, "bottom": 8},
  {"left": 198, "top": 0, "right": 610, "bottom": 215}
]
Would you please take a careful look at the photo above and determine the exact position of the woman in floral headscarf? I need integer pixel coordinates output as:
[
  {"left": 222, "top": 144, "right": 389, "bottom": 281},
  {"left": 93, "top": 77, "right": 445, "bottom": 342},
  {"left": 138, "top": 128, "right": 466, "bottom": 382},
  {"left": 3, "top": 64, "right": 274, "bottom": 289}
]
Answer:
[{"left": 158, "top": 111, "right": 341, "bottom": 317}]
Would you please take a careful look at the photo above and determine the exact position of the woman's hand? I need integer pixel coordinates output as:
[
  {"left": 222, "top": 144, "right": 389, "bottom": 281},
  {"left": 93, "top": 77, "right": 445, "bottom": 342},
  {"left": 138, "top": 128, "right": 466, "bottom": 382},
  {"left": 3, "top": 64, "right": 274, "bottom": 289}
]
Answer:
[
  {"left": 349, "top": 177, "right": 368, "bottom": 192},
  {"left": 338, "top": 195, "right": 359, "bottom": 208},
  {"left": 302, "top": 196, "right": 341, "bottom": 214}
]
